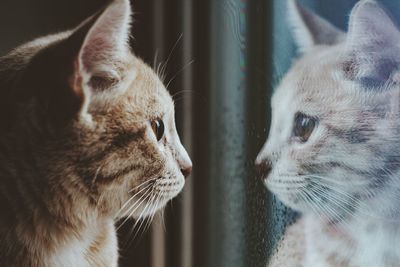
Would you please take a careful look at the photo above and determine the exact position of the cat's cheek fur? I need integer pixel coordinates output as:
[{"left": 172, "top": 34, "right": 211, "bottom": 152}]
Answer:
[{"left": 106, "top": 132, "right": 185, "bottom": 219}]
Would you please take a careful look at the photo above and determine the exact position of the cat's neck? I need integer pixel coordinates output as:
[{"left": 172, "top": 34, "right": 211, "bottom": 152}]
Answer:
[
  {"left": 0, "top": 131, "right": 104, "bottom": 244},
  {"left": 0, "top": 214, "right": 116, "bottom": 266},
  {"left": 0, "top": 139, "right": 114, "bottom": 264}
]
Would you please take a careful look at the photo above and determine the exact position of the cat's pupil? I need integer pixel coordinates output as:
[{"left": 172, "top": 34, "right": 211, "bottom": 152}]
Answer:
[
  {"left": 151, "top": 119, "right": 165, "bottom": 141},
  {"left": 293, "top": 113, "right": 316, "bottom": 142}
]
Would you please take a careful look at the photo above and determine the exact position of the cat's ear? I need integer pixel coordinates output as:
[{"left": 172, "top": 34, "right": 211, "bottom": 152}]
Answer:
[
  {"left": 287, "top": 0, "right": 345, "bottom": 53},
  {"left": 345, "top": 0, "right": 400, "bottom": 86},
  {"left": 71, "top": 0, "right": 133, "bottom": 98}
]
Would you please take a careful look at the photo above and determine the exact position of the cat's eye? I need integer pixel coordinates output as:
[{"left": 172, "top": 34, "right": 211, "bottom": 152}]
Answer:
[
  {"left": 293, "top": 113, "right": 317, "bottom": 142},
  {"left": 151, "top": 119, "right": 165, "bottom": 141}
]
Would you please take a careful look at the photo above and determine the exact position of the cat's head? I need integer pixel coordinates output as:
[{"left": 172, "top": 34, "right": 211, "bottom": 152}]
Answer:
[
  {"left": 0, "top": 0, "right": 192, "bottom": 221},
  {"left": 257, "top": 0, "right": 400, "bottom": 222}
]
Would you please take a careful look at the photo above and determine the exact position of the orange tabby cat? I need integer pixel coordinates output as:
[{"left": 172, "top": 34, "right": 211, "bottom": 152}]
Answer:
[{"left": 0, "top": 0, "right": 192, "bottom": 266}]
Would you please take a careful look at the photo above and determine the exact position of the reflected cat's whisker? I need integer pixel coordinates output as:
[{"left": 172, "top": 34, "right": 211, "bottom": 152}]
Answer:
[
  {"left": 305, "top": 189, "right": 352, "bottom": 232},
  {"left": 308, "top": 179, "right": 362, "bottom": 203},
  {"left": 303, "top": 174, "right": 368, "bottom": 187},
  {"left": 309, "top": 185, "right": 360, "bottom": 218},
  {"left": 298, "top": 190, "right": 329, "bottom": 224}
]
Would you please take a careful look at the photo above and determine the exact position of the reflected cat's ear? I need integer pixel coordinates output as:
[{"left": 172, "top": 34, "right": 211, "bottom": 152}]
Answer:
[
  {"left": 347, "top": 0, "right": 399, "bottom": 51},
  {"left": 345, "top": 0, "right": 400, "bottom": 86},
  {"left": 287, "top": 0, "right": 344, "bottom": 53},
  {"left": 70, "top": 0, "right": 133, "bottom": 97}
]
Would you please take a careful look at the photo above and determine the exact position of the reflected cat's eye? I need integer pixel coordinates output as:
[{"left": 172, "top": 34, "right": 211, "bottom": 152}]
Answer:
[
  {"left": 293, "top": 113, "right": 317, "bottom": 142},
  {"left": 151, "top": 119, "right": 165, "bottom": 141}
]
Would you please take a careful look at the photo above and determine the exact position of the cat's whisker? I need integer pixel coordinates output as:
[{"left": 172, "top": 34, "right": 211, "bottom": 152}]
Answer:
[
  {"left": 171, "top": 89, "right": 195, "bottom": 98},
  {"left": 303, "top": 174, "right": 368, "bottom": 187},
  {"left": 303, "top": 189, "right": 351, "bottom": 232},
  {"left": 153, "top": 49, "right": 159, "bottom": 71},
  {"left": 143, "top": 191, "right": 161, "bottom": 235},
  {"left": 156, "top": 61, "right": 164, "bottom": 80},
  {"left": 159, "top": 33, "right": 184, "bottom": 81},
  {"left": 133, "top": 195, "right": 156, "bottom": 238},
  {"left": 172, "top": 90, "right": 202, "bottom": 105},
  {"left": 125, "top": 185, "right": 154, "bottom": 217},
  {"left": 311, "top": 183, "right": 400, "bottom": 222},
  {"left": 307, "top": 179, "right": 362, "bottom": 201},
  {"left": 308, "top": 185, "right": 360, "bottom": 220},
  {"left": 292, "top": 182, "right": 353, "bottom": 229},
  {"left": 116, "top": 183, "right": 153, "bottom": 218},
  {"left": 166, "top": 59, "right": 195, "bottom": 89},
  {"left": 160, "top": 207, "right": 167, "bottom": 232},
  {"left": 302, "top": 191, "right": 331, "bottom": 222},
  {"left": 174, "top": 96, "right": 188, "bottom": 103},
  {"left": 122, "top": 193, "right": 154, "bottom": 250},
  {"left": 128, "top": 177, "right": 158, "bottom": 193},
  {"left": 308, "top": 184, "right": 391, "bottom": 228},
  {"left": 308, "top": 181, "right": 366, "bottom": 213},
  {"left": 298, "top": 190, "right": 330, "bottom": 225},
  {"left": 130, "top": 191, "right": 157, "bottom": 243},
  {"left": 312, "top": 181, "right": 373, "bottom": 212},
  {"left": 135, "top": 189, "right": 155, "bottom": 223},
  {"left": 116, "top": 185, "right": 154, "bottom": 231}
]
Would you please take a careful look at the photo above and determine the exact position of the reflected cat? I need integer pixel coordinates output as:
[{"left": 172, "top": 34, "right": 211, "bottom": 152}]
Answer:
[{"left": 257, "top": 0, "right": 400, "bottom": 266}]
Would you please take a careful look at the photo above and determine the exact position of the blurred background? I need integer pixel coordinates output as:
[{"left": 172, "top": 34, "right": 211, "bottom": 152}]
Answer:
[{"left": 1, "top": 0, "right": 399, "bottom": 267}]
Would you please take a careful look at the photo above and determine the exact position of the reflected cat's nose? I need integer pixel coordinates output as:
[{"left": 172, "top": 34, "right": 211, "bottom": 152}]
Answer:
[
  {"left": 255, "top": 159, "right": 272, "bottom": 179},
  {"left": 181, "top": 166, "right": 192, "bottom": 178}
]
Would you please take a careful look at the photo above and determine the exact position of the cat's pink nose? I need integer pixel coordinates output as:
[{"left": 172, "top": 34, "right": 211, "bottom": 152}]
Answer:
[
  {"left": 181, "top": 166, "right": 192, "bottom": 178},
  {"left": 176, "top": 142, "right": 192, "bottom": 179}
]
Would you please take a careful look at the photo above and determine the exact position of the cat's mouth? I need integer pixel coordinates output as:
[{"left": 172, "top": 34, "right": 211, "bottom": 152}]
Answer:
[
  {"left": 153, "top": 177, "right": 185, "bottom": 199},
  {"left": 266, "top": 174, "right": 361, "bottom": 223}
]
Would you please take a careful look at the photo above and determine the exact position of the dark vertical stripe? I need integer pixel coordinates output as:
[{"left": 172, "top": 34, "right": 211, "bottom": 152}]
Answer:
[
  {"left": 191, "top": 1, "right": 212, "bottom": 267},
  {"left": 245, "top": 0, "right": 272, "bottom": 266}
]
